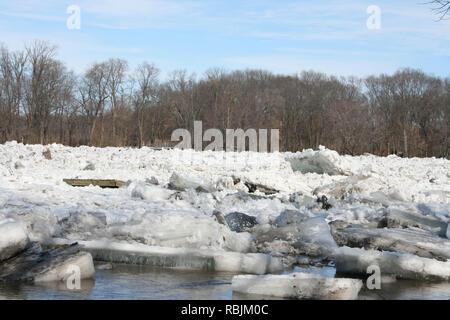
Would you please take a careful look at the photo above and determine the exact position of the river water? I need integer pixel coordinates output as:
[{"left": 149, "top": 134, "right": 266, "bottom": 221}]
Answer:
[{"left": 0, "top": 264, "right": 449, "bottom": 300}]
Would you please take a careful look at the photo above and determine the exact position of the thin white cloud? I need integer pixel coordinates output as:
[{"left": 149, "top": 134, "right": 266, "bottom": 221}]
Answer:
[
  {"left": 0, "top": 0, "right": 206, "bottom": 30},
  {"left": 1, "top": 0, "right": 449, "bottom": 77},
  {"left": 274, "top": 47, "right": 400, "bottom": 57},
  {"left": 79, "top": 0, "right": 202, "bottom": 17},
  {"left": 0, "top": 10, "right": 65, "bottom": 22}
]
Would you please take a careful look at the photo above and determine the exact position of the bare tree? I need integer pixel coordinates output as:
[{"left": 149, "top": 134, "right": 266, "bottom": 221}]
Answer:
[
  {"left": 428, "top": 1, "right": 450, "bottom": 19},
  {"left": 0, "top": 45, "right": 27, "bottom": 142},
  {"left": 24, "top": 40, "right": 59, "bottom": 144},
  {"left": 105, "top": 58, "right": 128, "bottom": 145},
  {"left": 79, "top": 62, "right": 110, "bottom": 146},
  {"left": 131, "top": 62, "right": 159, "bottom": 148},
  {"left": 167, "top": 70, "right": 198, "bottom": 132},
  {"left": 0, "top": 41, "right": 449, "bottom": 159}
]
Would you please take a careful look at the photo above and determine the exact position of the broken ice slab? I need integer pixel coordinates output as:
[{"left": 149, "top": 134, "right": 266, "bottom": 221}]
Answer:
[
  {"left": 294, "top": 217, "right": 338, "bottom": 249},
  {"left": 47, "top": 239, "right": 283, "bottom": 275},
  {"left": 243, "top": 181, "right": 278, "bottom": 195},
  {"left": 285, "top": 147, "right": 357, "bottom": 176},
  {"left": 168, "top": 173, "right": 214, "bottom": 193},
  {"left": 34, "top": 251, "right": 95, "bottom": 283},
  {"left": 0, "top": 243, "right": 95, "bottom": 283},
  {"left": 381, "top": 208, "right": 448, "bottom": 237},
  {"left": 231, "top": 273, "right": 363, "bottom": 300},
  {"left": 255, "top": 217, "right": 338, "bottom": 259},
  {"left": 313, "top": 175, "right": 371, "bottom": 200},
  {"left": 331, "top": 223, "right": 450, "bottom": 261},
  {"left": 0, "top": 219, "right": 29, "bottom": 262},
  {"left": 335, "top": 247, "right": 450, "bottom": 281}
]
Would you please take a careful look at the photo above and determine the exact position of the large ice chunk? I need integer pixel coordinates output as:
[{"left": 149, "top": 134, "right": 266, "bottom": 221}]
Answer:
[
  {"left": 382, "top": 208, "right": 448, "bottom": 237},
  {"left": 330, "top": 222, "right": 450, "bottom": 261},
  {"left": 129, "top": 181, "right": 173, "bottom": 201},
  {"left": 59, "top": 210, "right": 254, "bottom": 253},
  {"left": 293, "top": 217, "right": 338, "bottom": 258},
  {"left": 34, "top": 251, "right": 95, "bottom": 283},
  {"left": 273, "top": 210, "right": 308, "bottom": 227},
  {"left": 286, "top": 147, "right": 357, "bottom": 175},
  {"left": 0, "top": 219, "right": 29, "bottom": 261},
  {"left": 48, "top": 239, "right": 283, "bottom": 275},
  {"left": 255, "top": 217, "right": 338, "bottom": 260},
  {"left": 168, "top": 173, "right": 214, "bottom": 192},
  {"left": 0, "top": 243, "right": 95, "bottom": 283},
  {"left": 232, "top": 273, "right": 363, "bottom": 300},
  {"left": 295, "top": 217, "right": 338, "bottom": 249},
  {"left": 313, "top": 175, "right": 371, "bottom": 200},
  {"left": 335, "top": 247, "right": 450, "bottom": 281},
  {"left": 214, "top": 252, "right": 283, "bottom": 274}
]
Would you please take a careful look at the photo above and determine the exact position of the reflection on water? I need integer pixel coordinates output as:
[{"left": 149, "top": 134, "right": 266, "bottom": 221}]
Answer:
[
  {"left": 0, "top": 264, "right": 235, "bottom": 300},
  {"left": 0, "top": 263, "right": 449, "bottom": 300}
]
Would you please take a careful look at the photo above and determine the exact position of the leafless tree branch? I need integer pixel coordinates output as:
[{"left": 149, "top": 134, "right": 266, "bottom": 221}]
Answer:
[{"left": 426, "top": 0, "right": 450, "bottom": 20}]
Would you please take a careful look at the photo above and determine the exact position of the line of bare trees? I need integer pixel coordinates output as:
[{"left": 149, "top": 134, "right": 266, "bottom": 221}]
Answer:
[{"left": 0, "top": 41, "right": 448, "bottom": 158}]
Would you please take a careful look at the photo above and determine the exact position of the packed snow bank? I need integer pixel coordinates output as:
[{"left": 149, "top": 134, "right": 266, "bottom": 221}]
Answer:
[
  {"left": 47, "top": 239, "right": 283, "bottom": 275},
  {"left": 0, "top": 219, "right": 29, "bottom": 261},
  {"left": 232, "top": 273, "right": 363, "bottom": 300},
  {"left": 335, "top": 247, "right": 450, "bottom": 281},
  {"left": 0, "top": 141, "right": 449, "bottom": 261}
]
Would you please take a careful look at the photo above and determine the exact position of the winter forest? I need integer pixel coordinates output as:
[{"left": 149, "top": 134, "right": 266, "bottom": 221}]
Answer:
[{"left": 1, "top": 41, "right": 448, "bottom": 158}]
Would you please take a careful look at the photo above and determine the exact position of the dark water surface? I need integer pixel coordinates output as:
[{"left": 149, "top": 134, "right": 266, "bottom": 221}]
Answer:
[{"left": 0, "top": 264, "right": 449, "bottom": 300}]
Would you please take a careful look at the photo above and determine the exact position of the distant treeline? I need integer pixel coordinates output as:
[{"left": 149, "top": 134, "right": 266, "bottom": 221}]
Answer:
[{"left": 0, "top": 40, "right": 448, "bottom": 158}]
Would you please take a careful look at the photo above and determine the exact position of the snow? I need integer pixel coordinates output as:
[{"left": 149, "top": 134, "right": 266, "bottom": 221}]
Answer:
[
  {"left": 0, "top": 218, "right": 29, "bottom": 261},
  {"left": 231, "top": 272, "right": 363, "bottom": 299},
  {"left": 0, "top": 141, "right": 449, "bottom": 275}
]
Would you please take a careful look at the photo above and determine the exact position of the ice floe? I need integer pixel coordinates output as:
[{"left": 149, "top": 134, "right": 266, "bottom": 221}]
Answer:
[
  {"left": 232, "top": 272, "right": 363, "bottom": 299},
  {"left": 0, "top": 243, "right": 94, "bottom": 283},
  {"left": 46, "top": 239, "right": 283, "bottom": 274},
  {"left": 331, "top": 222, "right": 450, "bottom": 261}
]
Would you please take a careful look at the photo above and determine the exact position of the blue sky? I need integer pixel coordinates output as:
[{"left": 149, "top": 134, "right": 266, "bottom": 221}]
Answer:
[{"left": 1, "top": 0, "right": 449, "bottom": 79}]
